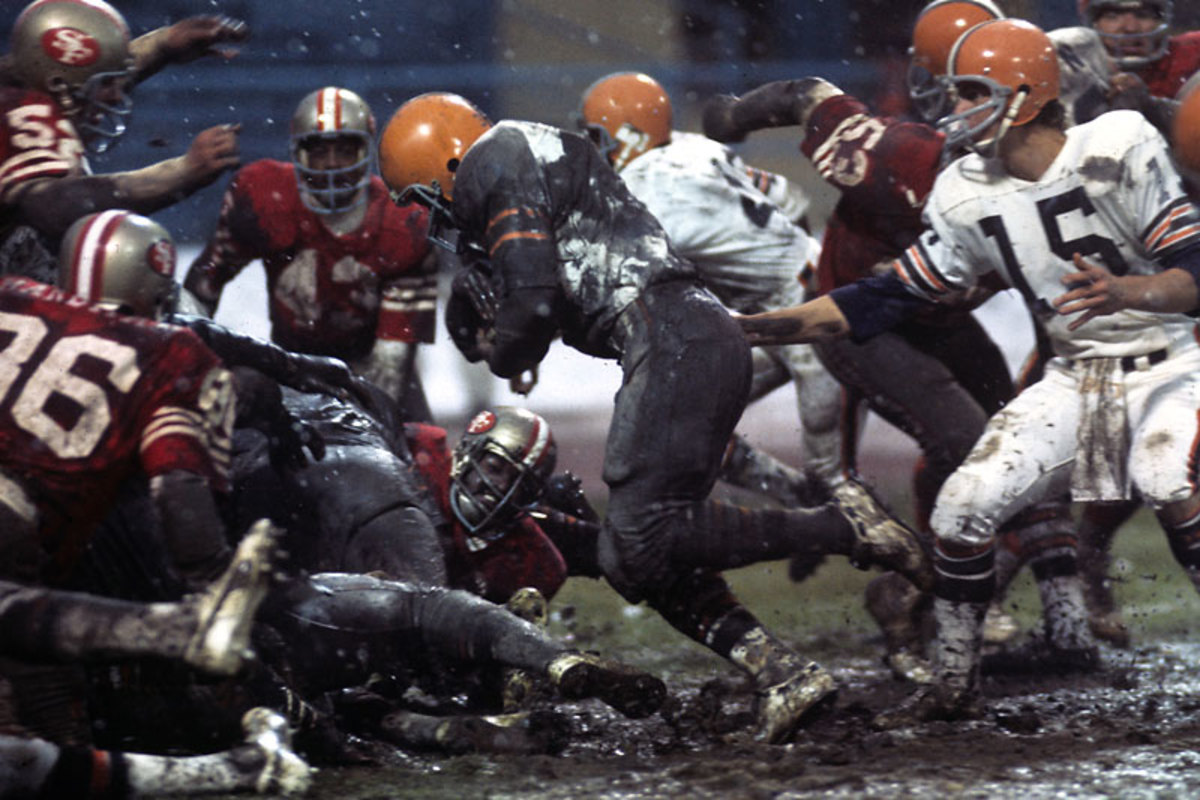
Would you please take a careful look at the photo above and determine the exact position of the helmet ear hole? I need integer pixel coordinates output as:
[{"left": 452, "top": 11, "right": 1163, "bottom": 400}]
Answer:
[{"left": 447, "top": 158, "right": 461, "bottom": 173}]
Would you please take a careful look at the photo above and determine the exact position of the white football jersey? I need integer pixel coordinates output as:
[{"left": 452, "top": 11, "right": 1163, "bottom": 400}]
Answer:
[
  {"left": 895, "top": 110, "right": 1200, "bottom": 360},
  {"left": 618, "top": 132, "right": 816, "bottom": 313}
]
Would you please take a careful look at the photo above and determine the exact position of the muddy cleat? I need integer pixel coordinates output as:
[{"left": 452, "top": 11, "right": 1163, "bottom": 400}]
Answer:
[
  {"left": 754, "top": 662, "right": 838, "bottom": 743},
  {"left": 1088, "top": 611, "right": 1131, "bottom": 649},
  {"left": 506, "top": 586, "right": 550, "bottom": 627},
  {"left": 871, "top": 683, "right": 980, "bottom": 730},
  {"left": 183, "top": 519, "right": 281, "bottom": 676},
  {"left": 982, "top": 604, "right": 1020, "bottom": 645},
  {"left": 883, "top": 650, "right": 936, "bottom": 685},
  {"left": 547, "top": 651, "right": 666, "bottom": 719},
  {"left": 242, "top": 707, "right": 314, "bottom": 796},
  {"left": 830, "top": 480, "right": 933, "bottom": 592},
  {"left": 380, "top": 710, "right": 571, "bottom": 756}
]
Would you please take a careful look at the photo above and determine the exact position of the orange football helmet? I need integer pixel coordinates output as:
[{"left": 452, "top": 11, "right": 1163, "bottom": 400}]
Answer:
[
  {"left": 378, "top": 92, "right": 492, "bottom": 203},
  {"left": 1172, "top": 83, "right": 1200, "bottom": 176},
  {"left": 577, "top": 72, "right": 672, "bottom": 171},
  {"left": 907, "top": 0, "right": 1004, "bottom": 121},
  {"left": 939, "top": 19, "right": 1060, "bottom": 156}
]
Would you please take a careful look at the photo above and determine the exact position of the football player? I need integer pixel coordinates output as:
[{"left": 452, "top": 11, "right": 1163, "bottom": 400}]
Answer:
[
  {"left": 184, "top": 87, "right": 438, "bottom": 421},
  {"left": 375, "top": 91, "right": 934, "bottom": 744},
  {"left": 0, "top": 0, "right": 245, "bottom": 283},
  {"left": 575, "top": 71, "right": 846, "bottom": 509},
  {"left": 735, "top": 19, "right": 1200, "bottom": 726},
  {"left": 704, "top": 0, "right": 1092, "bottom": 681}
]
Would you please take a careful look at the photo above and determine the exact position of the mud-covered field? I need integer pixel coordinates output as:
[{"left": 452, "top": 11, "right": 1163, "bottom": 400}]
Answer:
[{"left": 175, "top": 412, "right": 1200, "bottom": 799}]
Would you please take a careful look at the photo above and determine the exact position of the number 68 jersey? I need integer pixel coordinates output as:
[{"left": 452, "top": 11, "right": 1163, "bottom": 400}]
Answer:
[
  {"left": 0, "top": 277, "right": 235, "bottom": 556},
  {"left": 896, "top": 110, "right": 1200, "bottom": 360}
]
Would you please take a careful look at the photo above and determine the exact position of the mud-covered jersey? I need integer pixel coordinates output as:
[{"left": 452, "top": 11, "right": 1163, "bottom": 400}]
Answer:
[
  {"left": 0, "top": 87, "right": 87, "bottom": 281},
  {"left": 895, "top": 111, "right": 1200, "bottom": 360},
  {"left": 799, "top": 92, "right": 943, "bottom": 295},
  {"left": 188, "top": 159, "right": 436, "bottom": 360},
  {"left": 0, "top": 87, "right": 86, "bottom": 209},
  {"left": 1051, "top": 26, "right": 1118, "bottom": 126},
  {"left": 618, "top": 131, "right": 814, "bottom": 313},
  {"left": 0, "top": 276, "right": 235, "bottom": 563},
  {"left": 453, "top": 120, "right": 697, "bottom": 361},
  {"left": 404, "top": 422, "right": 568, "bottom": 602}
]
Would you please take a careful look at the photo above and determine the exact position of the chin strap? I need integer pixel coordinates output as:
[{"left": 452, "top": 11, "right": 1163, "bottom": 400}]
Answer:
[{"left": 975, "top": 88, "right": 1029, "bottom": 159}]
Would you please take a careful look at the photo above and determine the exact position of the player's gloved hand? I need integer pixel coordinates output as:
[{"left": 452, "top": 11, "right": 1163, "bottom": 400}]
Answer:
[
  {"left": 267, "top": 409, "right": 325, "bottom": 472},
  {"left": 542, "top": 471, "right": 599, "bottom": 523},
  {"left": 162, "top": 15, "right": 249, "bottom": 63},
  {"left": 1107, "top": 72, "right": 1151, "bottom": 112},
  {"left": 702, "top": 94, "right": 748, "bottom": 143}
]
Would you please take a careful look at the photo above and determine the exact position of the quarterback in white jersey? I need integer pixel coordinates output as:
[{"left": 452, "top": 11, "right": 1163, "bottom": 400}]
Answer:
[
  {"left": 739, "top": 20, "right": 1200, "bottom": 727},
  {"left": 579, "top": 73, "right": 846, "bottom": 494}
]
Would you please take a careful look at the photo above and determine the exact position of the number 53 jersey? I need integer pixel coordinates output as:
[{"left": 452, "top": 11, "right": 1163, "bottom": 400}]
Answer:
[
  {"left": 897, "top": 110, "right": 1200, "bottom": 361},
  {"left": 0, "top": 277, "right": 235, "bottom": 557}
]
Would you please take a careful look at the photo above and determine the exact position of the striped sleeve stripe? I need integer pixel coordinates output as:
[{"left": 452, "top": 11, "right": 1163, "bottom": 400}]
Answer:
[
  {"left": 1143, "top": 199, "right": 1200, "bottom": 253},
  {"left": 141, "top": 408, "right": 232, "bottom": 455},
  {"left": 489, "top": 230, "right": 550, "bottom": 256},
  {"left": 895, "top": 241, "right": 950, "bottom": 297},
  {"left": 381, "top": 297, "right": 437, "bottom": 313}
]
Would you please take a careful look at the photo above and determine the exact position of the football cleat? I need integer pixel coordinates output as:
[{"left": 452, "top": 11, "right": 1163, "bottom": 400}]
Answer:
[
  {"left": 183, "top": 519, "right": 281, "bottom": 676},
  {"left": 871, "top": 683, "right": 981, "bottom": 730},
  {"left": 241, "top": 707, "right": 314, "bottom": 796},
  {"left": 547, "top": 651, "right": 666, "bottom": 719},
  {"left": 754, "top": 662, "right": 838, "bottom": 743},
  {"left": 831, "top": 480, "right": 933, "bottom": 591}
]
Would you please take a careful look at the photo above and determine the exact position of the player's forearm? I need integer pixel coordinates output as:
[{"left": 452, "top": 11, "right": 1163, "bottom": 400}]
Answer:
[
  {"left": 16, "top": 162, "right": 209, "bottom": 237},
  {"left": 128, "top": 27, "right": 174, "bottom": 84},
  {"left": 703, "top": 78, "right": 843, "bottom": 142},
  {"left": 738, "top": 295, "right": 850, "bottom": 345},
  {"left": 1114, "top": 269, "right": 1200, "bottom": 314}
]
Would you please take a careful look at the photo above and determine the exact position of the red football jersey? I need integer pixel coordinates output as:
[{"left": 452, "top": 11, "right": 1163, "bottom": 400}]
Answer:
[
  {"left": 0, "top": 86, "right": 86, "bottom": 212},
  {"left": 404, "top": 421, "right": 567, "bottom": 602},
  {"left": 1137, "top": 32, "right": 1200, "bottom": 100},
  {"left": 0, "top": 277, "right": 235, "bottom": 566},
  {"left": 800, "top": 93, "right": 945, "bottom": 294},
  {"left": 189, "top": 159, "right": 436, "bottom": 359}
]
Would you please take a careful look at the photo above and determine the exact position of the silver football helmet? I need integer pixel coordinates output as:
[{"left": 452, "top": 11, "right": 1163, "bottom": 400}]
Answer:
[
  {"left": 58, "top": 210, "right": 177, "bottom": 319},
  {"left": 450, "top": 407, "right": 557, "bottom": 537},
  {"left": 289, "top": 87, "right": 376, "bottom": 214},
  {"left": 1079, "top": 0, "right": 1172, "bottom": 69},
  {"left": 10, "top": 0, "right": 134, "bottom": 153}
]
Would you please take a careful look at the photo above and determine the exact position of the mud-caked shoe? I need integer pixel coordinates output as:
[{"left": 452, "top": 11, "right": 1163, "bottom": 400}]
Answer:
[
  {"left": 242, "top": 707, "right": 314, "bottom": 796},
  {"left": 547, "top": 651, "right": 667, "bottom": 719},
  {"left": 883, "top": 650, "right": 935, "bottom": 685},
  {"left": 380, "top": 710, "right": 571, "bottom": 756},
  {"left": 831, "top": 480, "right": 933, "bottom": 592},
  {"left": 1088, "top": 610, "right": 1131, "bottom": 649},
  {"left": 183, "top": 519, "right": 282, "bottom": 676},
  {"left": 754, "top": 662, "right": 838, "bottom": 743},
  {"left": 502, "top": 587, "right": 553, "bottom": 711},
  {"left": 871, "top": 683, "right": 981, "bottom": 730}
]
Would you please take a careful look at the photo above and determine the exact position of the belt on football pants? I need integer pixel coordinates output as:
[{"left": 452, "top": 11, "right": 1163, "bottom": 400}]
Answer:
[
  {"left": 1118, "top": 348, "right": 1168, "bottom": 372},
  {"left": 1066, "top": 348, "right": 1168, "bottom": 373}
]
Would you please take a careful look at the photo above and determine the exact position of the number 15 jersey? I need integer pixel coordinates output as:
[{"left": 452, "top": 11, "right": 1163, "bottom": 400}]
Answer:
[{"left": 895, "top": 110, "right": 1200, "bottom": 360}]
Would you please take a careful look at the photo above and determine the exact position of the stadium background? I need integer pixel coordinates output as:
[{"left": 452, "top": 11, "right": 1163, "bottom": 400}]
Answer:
[{"left": 0, "top": 0, "right": 1182, "bottom": 457}]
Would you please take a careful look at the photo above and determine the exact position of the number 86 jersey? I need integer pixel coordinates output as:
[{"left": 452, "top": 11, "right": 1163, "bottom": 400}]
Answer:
[
  {"left": 896, "top": 110, "right": 1200, "bottom": 361},
  {"left": 0, "top": 277, "right": 235, "bottom": 558}
]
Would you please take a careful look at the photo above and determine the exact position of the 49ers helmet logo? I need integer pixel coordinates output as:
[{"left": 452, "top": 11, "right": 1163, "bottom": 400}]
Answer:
[
  {"left": 466, "top": 410, "right": 498, "bottom": 435},
  {"left": 146, "top": 239, "right": 175, "bottom": 277},
  {"left": 41, "top": 27, "right": 101, "bottom": 67}
]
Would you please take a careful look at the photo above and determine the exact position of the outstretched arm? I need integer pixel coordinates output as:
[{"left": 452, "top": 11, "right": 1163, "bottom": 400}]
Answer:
[
  {"left": 14, "top": 125, "right": 240, "bottom": 237},
  {"left": 739, "top": 295, "right": 849, "bottom": 346},
  {"left": 702, "top": 78, "right": 843, "bottom": 142},
  {"left": 129, "top": 15, "right": 249, "bottom": 85}
]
